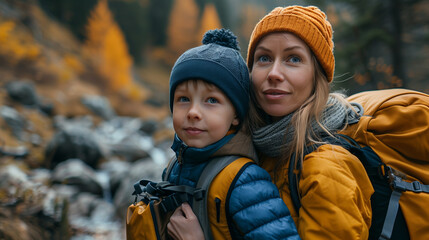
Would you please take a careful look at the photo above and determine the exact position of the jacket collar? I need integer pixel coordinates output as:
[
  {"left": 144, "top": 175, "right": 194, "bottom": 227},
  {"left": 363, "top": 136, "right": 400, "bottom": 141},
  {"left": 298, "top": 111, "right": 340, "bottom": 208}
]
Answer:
[
  {"left": 213, "top": 129, "right": 259, "bottom": 164},
  {"left": 171, "top": 133, "right": 235, "bottom": 164}
]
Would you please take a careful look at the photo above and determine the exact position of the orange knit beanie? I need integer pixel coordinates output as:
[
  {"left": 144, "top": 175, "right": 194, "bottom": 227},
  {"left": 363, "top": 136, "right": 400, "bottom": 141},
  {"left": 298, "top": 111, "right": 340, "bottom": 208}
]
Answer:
[{"left": 247, "top": 6, "right": 335, "bottom": 82}]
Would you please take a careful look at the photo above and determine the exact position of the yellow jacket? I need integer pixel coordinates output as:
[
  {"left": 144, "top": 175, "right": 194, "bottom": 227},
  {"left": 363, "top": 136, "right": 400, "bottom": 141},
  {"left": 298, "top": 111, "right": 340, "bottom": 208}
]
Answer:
[{"left": 261, "top": 144, "right": 374, "bottom": 240}]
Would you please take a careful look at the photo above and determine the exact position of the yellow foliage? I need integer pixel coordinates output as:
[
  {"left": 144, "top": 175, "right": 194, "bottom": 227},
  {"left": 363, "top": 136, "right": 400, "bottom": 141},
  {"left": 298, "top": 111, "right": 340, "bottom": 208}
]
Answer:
[
  {"left": 63, "top": 53, "right": 84, "bottom": 74},
  {"left": 366, "top": 57, "right": 402, "bottom": 89},
  {"left": 326, "top": 5, "right": 339, "bottom": 27},
  {"left": 83, "top": 0, "right": 142, "bottom": 96},
  {"left": 388, "top": 76, "right": 403, "bottom": 88},
  {"left": 198, "top": 4, "right": 222, "bottom": 40},
  {"left": 84, "top": 0, "right": 113, "bottom": 50},
  {"left": 239, "top": 4, "right": 266, "bottom": 47},
  {"left": 167, "top": 0, "right": 199, "bottom": 59},
  {"left": 0, "top": 21, "right": 41, "bottom": 64},
  {"left": 28, "top": 4, "right": 81, "bottom": 53},
  {"left": 149, "top": 47, "right": 169, "bottom": 64},
  {"left": 354, "top": 72, "right": 370, "bottom": 85},
  {"left": 100, "top": 24, "right": 133, "bottom": 89},
  {"left": 123, "top": 82, "right": 145, "bottom": 102}
]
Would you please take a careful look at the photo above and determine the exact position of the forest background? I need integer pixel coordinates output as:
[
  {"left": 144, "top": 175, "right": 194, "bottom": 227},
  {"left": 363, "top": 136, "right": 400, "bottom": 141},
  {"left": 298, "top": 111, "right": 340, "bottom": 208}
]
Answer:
[
  {"left": 1, "top": 0, "right": 429, "bottom": 121},
  {"left": 0, "top": 0, "right": 428, "bottom": 239},
  {"left": 39, "top": 0, "right": 429, "bottom": 93}
]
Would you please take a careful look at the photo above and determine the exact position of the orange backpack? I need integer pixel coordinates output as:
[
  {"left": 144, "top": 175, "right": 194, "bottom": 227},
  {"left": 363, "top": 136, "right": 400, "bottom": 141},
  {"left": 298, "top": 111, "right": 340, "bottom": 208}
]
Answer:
[
  {"left": 289, "top": 89, "right": 429, "bottom": 240},
  {"left": 342, "top": 89, "right": 429, "bottom": 240},
  {"left": 126, "top": 156, "right": 254, "bottom": 240}
]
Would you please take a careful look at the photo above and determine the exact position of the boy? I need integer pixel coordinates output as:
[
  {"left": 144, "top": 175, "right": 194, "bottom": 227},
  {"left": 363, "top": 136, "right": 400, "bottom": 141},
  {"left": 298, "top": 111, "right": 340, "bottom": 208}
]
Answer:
[{"left": 164, "top": 28, "right": 300, "bottom": 240}]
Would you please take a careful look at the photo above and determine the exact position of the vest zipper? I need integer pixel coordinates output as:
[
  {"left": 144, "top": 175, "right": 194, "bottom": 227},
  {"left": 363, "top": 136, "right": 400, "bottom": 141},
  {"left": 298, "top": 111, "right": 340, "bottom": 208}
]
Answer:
[
  {"left": 177, "top": 146, "right": 184, "bottom": 165},
  {"left": 215, "top": 197, "right": 221, "bottom": 223},
  {"left": 176, "top": 145, "right": 187, "bottom": 185}
]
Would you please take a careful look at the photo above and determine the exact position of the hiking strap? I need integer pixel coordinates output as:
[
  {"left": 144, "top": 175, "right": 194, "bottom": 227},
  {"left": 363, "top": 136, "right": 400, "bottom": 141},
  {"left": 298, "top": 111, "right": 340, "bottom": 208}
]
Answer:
[
  {"left": 288, "top": 143, "right": 318, "bottom": 212},
  {"left": 379, "top": 189, "right": 402, "bottom": 240},
  {"left": 288, "top": 152, "right": 302, "bottom": 212},
  {"left": 133, "top": 180, "right": 197, "bottom": 196},
  {"left": 132, "top": 179, "right": 198, "bottom": 213},
  {"left": 390, "top": 174, "right": 429, "bottom": 194},
  {"left": 379, "top": 172, "right": 429, "bottom": 240},
  {"left": 194, "top": 155, "right": 240, "bottom": 240}
]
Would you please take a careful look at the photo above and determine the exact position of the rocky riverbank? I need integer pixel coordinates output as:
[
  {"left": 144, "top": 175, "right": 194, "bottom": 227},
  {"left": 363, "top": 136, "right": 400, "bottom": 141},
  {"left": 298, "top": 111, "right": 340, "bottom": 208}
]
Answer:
[{"left": 1, "top": 79, "right": 174, "bottom": 240}]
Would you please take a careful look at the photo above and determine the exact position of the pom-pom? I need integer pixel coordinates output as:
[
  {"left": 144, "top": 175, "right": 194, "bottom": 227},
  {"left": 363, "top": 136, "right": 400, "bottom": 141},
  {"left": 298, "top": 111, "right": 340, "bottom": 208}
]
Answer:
[{"left": 202, "top": 28, "right": 240, "bottom": 51}]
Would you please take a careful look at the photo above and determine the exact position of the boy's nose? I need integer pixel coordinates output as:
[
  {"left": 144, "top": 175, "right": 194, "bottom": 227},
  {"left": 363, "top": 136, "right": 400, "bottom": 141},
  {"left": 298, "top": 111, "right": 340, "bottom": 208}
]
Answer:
[{"left": 187, "top": 104, "right": 202, "bottom": 120}]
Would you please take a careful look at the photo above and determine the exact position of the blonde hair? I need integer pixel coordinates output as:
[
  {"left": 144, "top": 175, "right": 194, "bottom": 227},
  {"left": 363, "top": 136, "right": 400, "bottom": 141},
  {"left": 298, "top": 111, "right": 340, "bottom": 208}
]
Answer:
[{"left": 248, "top": 54, "right": 350, "bottom": 181}]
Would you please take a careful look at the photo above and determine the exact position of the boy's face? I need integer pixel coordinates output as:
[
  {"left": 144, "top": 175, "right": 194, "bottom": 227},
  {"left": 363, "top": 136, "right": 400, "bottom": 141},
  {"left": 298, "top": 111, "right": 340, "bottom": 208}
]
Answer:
[{"left": 172, "top": 79, "right": 239, "bottom": 148}]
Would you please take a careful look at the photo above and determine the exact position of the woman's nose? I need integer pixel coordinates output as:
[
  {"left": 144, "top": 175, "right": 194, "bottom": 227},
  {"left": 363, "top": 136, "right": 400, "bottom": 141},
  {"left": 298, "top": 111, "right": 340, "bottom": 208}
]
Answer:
[{"left": 267, "top": 60, "right": 284, "bottom": 82}]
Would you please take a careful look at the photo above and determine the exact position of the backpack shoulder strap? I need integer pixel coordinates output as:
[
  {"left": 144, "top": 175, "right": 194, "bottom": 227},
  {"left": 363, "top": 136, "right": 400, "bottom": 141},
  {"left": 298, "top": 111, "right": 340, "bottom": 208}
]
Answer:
[
  {"left": 288, "top": 135, "right": 364, "bottom": 214},
  {"left": 163, "top": 157, "right": 177, "bottom": 181},
  {"left": 193, "top": 155, "right": 246, "bottom": 240},
  {"left": 288, "top": 143, "right": 318, "bottom": 213},
  {"left": 288, "top": 152, "right": 301, "bottom": 213}
]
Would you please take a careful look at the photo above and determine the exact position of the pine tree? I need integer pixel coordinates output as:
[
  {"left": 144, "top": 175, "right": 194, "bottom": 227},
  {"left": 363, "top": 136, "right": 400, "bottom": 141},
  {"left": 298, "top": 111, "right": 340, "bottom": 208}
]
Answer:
[
  {"left": 198, "top": 3, "right": 222, "bottom": 40},
  {"left": 83, "top": 0, "right": 134, "bottom": 91},
  {"left": 167, "top": 0, "right": 199, "bottom": 61},
  {"left": 238, "top": 4, "right": 266, "bottom": 53}
]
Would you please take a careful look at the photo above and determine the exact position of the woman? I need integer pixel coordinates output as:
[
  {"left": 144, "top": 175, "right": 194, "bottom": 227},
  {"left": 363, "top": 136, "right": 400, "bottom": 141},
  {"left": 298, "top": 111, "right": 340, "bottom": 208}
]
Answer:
[{"left": 168, "top": 5, "right": 374, "bottom": 240}]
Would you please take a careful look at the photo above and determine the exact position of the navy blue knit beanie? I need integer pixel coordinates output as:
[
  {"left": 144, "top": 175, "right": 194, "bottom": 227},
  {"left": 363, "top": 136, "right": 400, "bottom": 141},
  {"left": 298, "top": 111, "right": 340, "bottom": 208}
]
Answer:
[{"left": 169, "top": 28, "right": 250, "bottom": 122}]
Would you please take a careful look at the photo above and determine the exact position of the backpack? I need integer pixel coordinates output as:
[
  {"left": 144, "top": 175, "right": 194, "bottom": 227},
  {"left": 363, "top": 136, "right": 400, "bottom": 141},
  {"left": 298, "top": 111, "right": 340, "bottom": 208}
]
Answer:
[
  {"left": 288, "top": 89, "right": 429, "bottom": 240},
  {"left": 126, "top": 156, "right": 254, "bottom": 240}
]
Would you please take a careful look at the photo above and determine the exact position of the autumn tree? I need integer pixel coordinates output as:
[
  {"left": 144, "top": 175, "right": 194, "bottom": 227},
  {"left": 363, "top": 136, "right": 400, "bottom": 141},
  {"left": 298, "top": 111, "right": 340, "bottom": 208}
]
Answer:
[
  {"left": 167, "top": 0, "right": 199, "bottom": 63},
  {"left": 198, "top": 3, "right": 222, "bottom": 41},
  {"left": 0, "top": 21, "right": 40, "bottom": 65},
  {"left": 325, "top": 0, "right": 429, "bottom": 93},
  {"left": 83, "top": 0, "right": 137, "bottom": 94},
  {"left": 239, "top": 4, "right": 266, "bottom": 55},
  {"left": 148, "top": 0, "right": 173, "bottom": 46},
  {"left": 108, "top": 0, "right": 150, "bottom": 63}
]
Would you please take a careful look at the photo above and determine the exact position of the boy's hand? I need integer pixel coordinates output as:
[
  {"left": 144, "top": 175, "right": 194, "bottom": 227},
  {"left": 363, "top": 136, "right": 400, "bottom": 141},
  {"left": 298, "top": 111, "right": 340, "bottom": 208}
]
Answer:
[{"left": 167, "top": 202, "right": 205, "bottom": 240}]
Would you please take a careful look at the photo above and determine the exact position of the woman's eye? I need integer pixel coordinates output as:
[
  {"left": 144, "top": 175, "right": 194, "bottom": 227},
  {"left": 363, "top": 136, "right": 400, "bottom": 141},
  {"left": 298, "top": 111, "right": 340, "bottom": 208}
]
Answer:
[
  {"left": 177, "top": 96, "right": 189, "bottom": 102},
  {"left": 207, "top": 97, "right": 218, "bottom": 104},
  {"left": 289, "top": 56, "right": 301, "bottom": 63},
  {"left": 257, "top": 55, "right": 271, "bottom": 63}
]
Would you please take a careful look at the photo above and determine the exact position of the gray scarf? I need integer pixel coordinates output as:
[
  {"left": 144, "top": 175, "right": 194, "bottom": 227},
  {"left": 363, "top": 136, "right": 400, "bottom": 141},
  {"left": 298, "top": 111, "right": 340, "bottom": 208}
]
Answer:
[{"left": 252, "top": 96, "right": 360, "bottom": 158}]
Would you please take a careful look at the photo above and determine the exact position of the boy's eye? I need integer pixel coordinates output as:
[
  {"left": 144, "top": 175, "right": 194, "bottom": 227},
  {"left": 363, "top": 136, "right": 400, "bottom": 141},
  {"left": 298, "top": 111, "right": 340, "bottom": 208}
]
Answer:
[
  {"left": 177, "top": 96, "right": 189, "bottom": 102},
  {"left": 257, "top": 55, "right": 271, "bottom": 63},
  {"left": 207, "top": 97, "right": 218, "bottom": 104},
  {"left": 288, "top": 56, "right": 301, "bottom": 63}
]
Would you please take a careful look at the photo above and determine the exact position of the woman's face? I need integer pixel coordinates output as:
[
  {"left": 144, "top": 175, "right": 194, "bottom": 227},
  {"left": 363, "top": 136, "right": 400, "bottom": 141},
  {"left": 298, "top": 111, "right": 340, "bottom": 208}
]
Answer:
[{"left": 251, "top": 32, "right": 314, "bottom": 118}]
